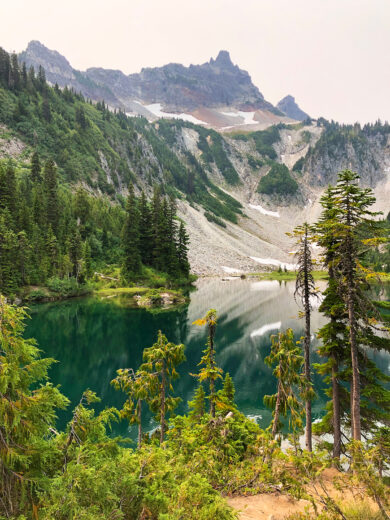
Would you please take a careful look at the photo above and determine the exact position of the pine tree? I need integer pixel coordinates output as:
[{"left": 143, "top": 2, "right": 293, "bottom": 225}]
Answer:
[
  {"left": 0, "top": 298, "right": 68, "bottom": 517},
  {"left": 44, "top": 159, "right": 59, "bottom": 234},
  {"left": 142, "top": 331, "right": 186, "bottom": 442},
  {"left": 68, "top": 224, "right": 82, "bottom": 280},
  {"left": 331, "top": 170, "right": 383, "bottom": 441},
  {"left": 193, "top": 309, "right": 223, "bottom": 418},
  {"left": 121, "top": 183, "right": 141, "bottom": 278},
  {"left": 178, "top": 221, "right": 190, "bottom": 277},
  {"left": 138, "top": 190, "right": 153, "bottom": 266},
  {"left": 315, "top": 186, "right": 346, "bottom": 459},
  {"left": 31, "top": 151, "right": 41, "bottom": 182},
  {"left": 188, "top": 384, "right": 206, "bottom": 422},
  {"left": 290, "top": 222, "right": 318, "bottom": 451},
  {"left": 111, "top": 367, "right": 152, "bottom": 448},
  {"left": 263, "top": 329, "right": 304, "bottom": 438}
]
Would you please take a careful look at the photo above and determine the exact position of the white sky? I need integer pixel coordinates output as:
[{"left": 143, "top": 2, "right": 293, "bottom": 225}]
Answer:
[{"left": 1, "top": 0, "right": 389, "bottom": 124}]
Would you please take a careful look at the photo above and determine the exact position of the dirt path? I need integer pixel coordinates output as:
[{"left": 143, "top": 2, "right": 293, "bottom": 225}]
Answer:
[{"left": 228, "top": 492, "right": 310, "bottom": 520}]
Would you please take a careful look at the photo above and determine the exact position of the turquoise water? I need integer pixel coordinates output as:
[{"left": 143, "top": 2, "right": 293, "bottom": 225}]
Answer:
[{"left": 25, "top": 278, "right": 390, "bottom": 437}]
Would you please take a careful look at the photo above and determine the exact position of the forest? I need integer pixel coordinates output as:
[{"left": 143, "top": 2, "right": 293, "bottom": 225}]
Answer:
[{"left": 1, "top": 170, "right": 390, "bottom": 520}]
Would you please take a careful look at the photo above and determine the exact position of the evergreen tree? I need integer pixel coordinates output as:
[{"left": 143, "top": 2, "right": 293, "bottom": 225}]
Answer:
[
  {"left": 188, "top": 384, "right": 206, "bottom": 422},
  {"left": 68, "top": 225, "right": 82, "bottom": 280},
  {"left": 138, "top": 190, "right": 153, "bottom": 266},
  {"left": 31, "top": 151, "right": 42, "bottom": 182},
  {"left": 178, "top": 221, "right": 190, "bottom": 277},
  {"left": 331, "top": 170, "right": 383, "bottom": 441},
  {"left": 142, "top": 331, "right": 186, "bottom": 442},
  {"left": 111, "top": 367, "right": 152, "bottom": 448},
  {"left": 193, "top": 309, "right": 223, "bottom": 418},
  {"left": 315, "top": 186, "right": 346, "bottom": 459},
  {"left": 0, "top": 298, "right": 68, "bottom": 517},
  {"left": 43, "top": 159, "right": 59, "bottom": 234},
  {"left": 264, "top": 329, "right": 304, "bottom": 438},
  {"left": 121, "top": 183, "right": 141, "bottom": 277},
  {"left": 290, "top": 222, "right": 317, "bottom": 451}
]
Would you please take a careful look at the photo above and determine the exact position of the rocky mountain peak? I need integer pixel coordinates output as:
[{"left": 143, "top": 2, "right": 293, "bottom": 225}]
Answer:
[
  {"left": 19, "top": 40, "right": 75, "bottom": 82},
  {"left": 277, "top": 95, "right": 309, "bottom": 121},
  {"left": 214, "top": 50, "right": 234, "bottom": 68}
]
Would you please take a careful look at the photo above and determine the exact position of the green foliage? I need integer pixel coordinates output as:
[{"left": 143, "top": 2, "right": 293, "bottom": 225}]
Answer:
[
  {"left": 0, "top": 297, "right": 69, "bottom": 517},
  {"left": 258, "top": 163, "right": 299, "bottom": 196},
  {"left": 232, "top": 126, "right": 281, "bottom": 159},
  {"left": 263, "top": 329, "right": 305, "bottom": 437}
]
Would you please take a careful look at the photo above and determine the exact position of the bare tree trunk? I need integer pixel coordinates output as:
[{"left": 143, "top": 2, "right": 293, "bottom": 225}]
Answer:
[
  {"left": 209, "top": 322, "right": 216, "bottom": 418},
  {"left": 332, "top": 354, "right": 341, "bottom": 459},
  {"left": 137, "top": 398, "right": 142, "bottom": 449},
  {"left": 348, "top": 291, "right": 361, "bottom": 441},
  {"left": 303, "top": 234, "right": 312, "bottom": 451},
  {"left": 272, "top": 378, "right": 282, "bottom": 438},
  {"left": 160, "top": 360, "right": 166, "bottom": 443},
  {"left": 345, "top": 199, "right": 361, "bottom": 442}
]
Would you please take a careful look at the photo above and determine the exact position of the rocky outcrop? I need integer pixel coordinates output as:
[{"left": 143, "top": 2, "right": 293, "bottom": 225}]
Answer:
[
  {"left": 19, "top": 42, "right": 279, "bottom": 115},
  {"left": 277, "top": 95, "right": 309, "bottom": 121},
  {"left": 18, "top": 41, "right": 118, "bottom": 104}
]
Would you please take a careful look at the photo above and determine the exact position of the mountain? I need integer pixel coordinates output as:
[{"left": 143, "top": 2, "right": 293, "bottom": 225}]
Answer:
[
  {"left": 19, "top": 41, "right": 294, "bottom": 130},
  {"left": 277, "top": 95, "right": 309, "bottom": 121},
  {"left": 18, "top": 40, "right": 118, "bottom": 104},
  {"left": 2, "top": 45, "right": 389, "bottom": 276}
]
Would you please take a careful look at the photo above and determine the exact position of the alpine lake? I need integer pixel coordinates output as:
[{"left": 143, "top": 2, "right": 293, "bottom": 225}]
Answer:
[{"left": 25, "top": 277, "right": 390, "bottom": 439}]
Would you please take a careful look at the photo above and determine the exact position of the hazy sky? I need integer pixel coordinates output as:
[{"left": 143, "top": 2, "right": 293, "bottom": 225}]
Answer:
[{"left": 1, "top": 0, "right": 389, "bottom": 124}]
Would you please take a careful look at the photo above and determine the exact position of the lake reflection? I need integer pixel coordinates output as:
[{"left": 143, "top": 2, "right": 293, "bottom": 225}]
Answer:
[{"left": 25, "top": 278, "right": 390, "bottom": 436}]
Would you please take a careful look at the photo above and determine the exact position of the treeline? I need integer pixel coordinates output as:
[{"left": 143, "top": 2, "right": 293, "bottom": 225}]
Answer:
[
  {"left": 121, "top": 184, "right": 190, "bottom": 280},
  {"left": 0, "top": 154, "right": 190, "bottom": 296}
]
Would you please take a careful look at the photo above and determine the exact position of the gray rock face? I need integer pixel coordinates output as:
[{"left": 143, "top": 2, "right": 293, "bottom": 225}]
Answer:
[
  {"left": 19, "top": 41, "right": 118, "bottom": 104},
  {"left": 19, "top": 42, "right": 277, "bottom": 113},
  {"left": 277, "top": 95, "right": 309, "bottom": 121}
]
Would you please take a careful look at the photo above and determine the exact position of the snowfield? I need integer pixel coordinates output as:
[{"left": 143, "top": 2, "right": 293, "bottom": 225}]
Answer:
[
  {"left": 250, "top": 257, "right": 297, "bottom": 271},
  {"left": 220, "top": 110, "right": 258, "bottom": 126},
  {"left": 221, "top": 266, "right": 243, "bottom": 274},
  {"left": 144, "top": 103, "right": 206, "bottom": 125},
  {"left": 248, "top": 204, "right": 280, "bottom": 218}
]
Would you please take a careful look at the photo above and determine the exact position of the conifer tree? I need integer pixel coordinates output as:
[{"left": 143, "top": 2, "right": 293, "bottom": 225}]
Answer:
[
  {"left": 44, "top": 159, "right": 59, "bottom": 234},
  {"left": 331, "top": 170, "right": 383, "bottom": 441},
  {"left": 290, "top": 222, "right": 317, "bottom": 451},
  {"left": 193, "top": 309, "right": 223, "bottom": 418},
  {"left": 68, "top": 225, "right": 82, "bottom": 280},
  {"left": 264, "top": 329, "right": 304, "bottom": 438},
  {"left": 178, "top": 221, "right": 190, "bottom": 277},
  {"left": 111, "top": 367, "right": 152, "bottom": 448},
  {"left": 188, "top": 384, "right": 206, "bottom": 422},
  {"left": 0, "top": 298, "right": 68, "bottom": 517},
  {"left": 138, "top": 190, "right": 153, "bottom": 266},
  {"left": 121, "top": 183, "right": 141, "bottom": 278},
  {"left": 315, "top": 186, "right": 346, "bottom": 459},
  {"left": 142, "top": 331, "right": 185, "bottom": 442},
  {"left": 31, "top": 151, "right": 41, "bottom": 182}
]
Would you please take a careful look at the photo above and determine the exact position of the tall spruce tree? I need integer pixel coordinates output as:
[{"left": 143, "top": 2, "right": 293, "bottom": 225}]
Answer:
[
  {"left": 315, "top": 186, "right": 346, "bottom": 459},
  {"left": 141, "top": 331, "right": 185, "bottom": 442},
  {"left": 31, "top": 151, "right": 41, "bottom": 182},
  {"left": 121, "top": 183, "right": 141, "bottom": 278},
  {"left": 138, "top": 190, "right": 153, "bottom": 266},
  {"left": 43, "top": 159, "right": 59, "bottom": 234},
  {"left": 193, "top": 309, "right": 223, "bottom": 418}
]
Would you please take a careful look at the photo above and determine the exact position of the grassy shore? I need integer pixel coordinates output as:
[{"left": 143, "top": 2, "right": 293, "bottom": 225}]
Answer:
[{"left": 249, "top": 270, "right": 329, "bottom": 281}]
